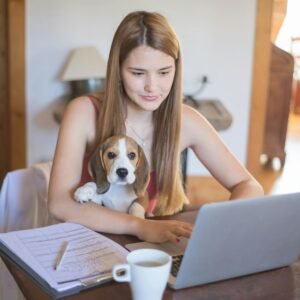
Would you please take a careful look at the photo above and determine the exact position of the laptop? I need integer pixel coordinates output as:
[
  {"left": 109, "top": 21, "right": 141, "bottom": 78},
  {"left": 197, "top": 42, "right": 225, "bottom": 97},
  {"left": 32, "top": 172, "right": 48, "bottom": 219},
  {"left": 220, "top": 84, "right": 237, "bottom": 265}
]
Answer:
[{"left": 126, "top": 192, "right": 300, "bottom": 289}]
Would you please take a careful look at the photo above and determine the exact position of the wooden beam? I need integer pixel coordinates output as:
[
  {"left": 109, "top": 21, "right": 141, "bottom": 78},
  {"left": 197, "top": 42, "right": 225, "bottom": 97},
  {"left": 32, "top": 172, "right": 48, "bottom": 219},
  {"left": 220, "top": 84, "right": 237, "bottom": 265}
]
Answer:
[
  {"left": 0, "top": 0, "right": 10, "bottom": 183},
  {"left": 246, "top": 0, "right": 273, "bottom": 177},
  {"left": 8, "top": 0, "right": 26, "bottom": 170}
]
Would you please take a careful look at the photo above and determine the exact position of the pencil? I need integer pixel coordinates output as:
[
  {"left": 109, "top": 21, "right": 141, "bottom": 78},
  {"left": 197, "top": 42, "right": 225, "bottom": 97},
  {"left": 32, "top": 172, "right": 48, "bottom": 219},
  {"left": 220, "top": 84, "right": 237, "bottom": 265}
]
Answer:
[{"left": 54, "top": 241, "right": 69, "bottom": 271}]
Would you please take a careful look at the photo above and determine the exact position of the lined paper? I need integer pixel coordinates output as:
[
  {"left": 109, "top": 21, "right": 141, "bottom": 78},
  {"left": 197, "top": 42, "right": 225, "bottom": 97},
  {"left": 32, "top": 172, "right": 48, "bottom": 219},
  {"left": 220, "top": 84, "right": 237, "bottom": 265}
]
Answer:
[{"left": 0, "top": 223, "right": 128, "bottom": 292}]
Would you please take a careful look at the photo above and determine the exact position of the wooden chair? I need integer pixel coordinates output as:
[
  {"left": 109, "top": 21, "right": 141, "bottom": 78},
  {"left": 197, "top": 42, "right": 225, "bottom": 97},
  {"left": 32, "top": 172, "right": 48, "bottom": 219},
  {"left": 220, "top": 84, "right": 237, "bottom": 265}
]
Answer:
[
  {"left": 263, "top": 43, "right": 294, "bottom": 168},
  {"left": 291, "top": 37, "right": 300, "bottom": 114}
]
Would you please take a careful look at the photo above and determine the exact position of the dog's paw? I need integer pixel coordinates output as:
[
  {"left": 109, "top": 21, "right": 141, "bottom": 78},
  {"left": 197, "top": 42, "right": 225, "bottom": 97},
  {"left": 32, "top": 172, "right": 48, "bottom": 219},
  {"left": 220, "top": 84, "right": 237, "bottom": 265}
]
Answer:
[
  {"left": 74, "top": 182, "right": 98, "bottom": 203},
  {"left": 128, "top": 202, "right": 145, "bottom": 219},
  {"left": 146, "top": 212, "right": 155, "bottom": 218}
]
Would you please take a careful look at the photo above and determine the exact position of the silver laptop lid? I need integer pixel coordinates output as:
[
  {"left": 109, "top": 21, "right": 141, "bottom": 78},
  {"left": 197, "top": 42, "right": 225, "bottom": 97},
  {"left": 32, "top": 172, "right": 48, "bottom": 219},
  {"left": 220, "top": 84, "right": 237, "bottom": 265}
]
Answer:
[{"left": 175, "top": 192, "right": 300, "bottom": 289}]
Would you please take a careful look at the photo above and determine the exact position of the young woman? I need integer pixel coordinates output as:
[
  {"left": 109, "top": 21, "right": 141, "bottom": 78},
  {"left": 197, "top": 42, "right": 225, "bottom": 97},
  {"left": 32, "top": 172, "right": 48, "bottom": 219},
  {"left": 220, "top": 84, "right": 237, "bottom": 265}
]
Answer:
[{"left": 48, "top": 11, "right": 263, "bottom": 243}]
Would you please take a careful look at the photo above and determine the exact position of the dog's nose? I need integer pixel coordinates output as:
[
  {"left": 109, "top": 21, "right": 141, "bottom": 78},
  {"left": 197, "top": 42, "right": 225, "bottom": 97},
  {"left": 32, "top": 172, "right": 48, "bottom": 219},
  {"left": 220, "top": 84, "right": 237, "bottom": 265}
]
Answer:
[{"left": 116, "top": 168, "right": 128, "bottom": 178}]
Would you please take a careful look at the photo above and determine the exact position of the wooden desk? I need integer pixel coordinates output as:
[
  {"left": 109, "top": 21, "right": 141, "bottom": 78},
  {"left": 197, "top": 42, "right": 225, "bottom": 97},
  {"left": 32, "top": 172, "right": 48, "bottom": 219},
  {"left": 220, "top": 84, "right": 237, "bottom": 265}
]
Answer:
[{"left": 2, "top": 211, "right": 300, "bottom": 300}]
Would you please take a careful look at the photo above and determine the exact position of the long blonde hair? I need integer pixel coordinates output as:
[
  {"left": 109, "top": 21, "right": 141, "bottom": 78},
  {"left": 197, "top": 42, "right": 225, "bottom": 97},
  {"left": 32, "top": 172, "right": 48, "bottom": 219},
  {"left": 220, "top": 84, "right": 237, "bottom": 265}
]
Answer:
[{"left": 97, "top": 11, "right": 188, "bottom": 215}]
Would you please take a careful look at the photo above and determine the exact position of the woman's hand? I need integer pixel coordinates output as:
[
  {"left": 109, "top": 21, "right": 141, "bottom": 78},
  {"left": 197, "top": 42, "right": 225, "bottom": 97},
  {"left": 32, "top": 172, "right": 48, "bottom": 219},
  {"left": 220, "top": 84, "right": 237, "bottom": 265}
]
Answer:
[{"left": 135, "top": 219, "right": 193, "bottom": 243}]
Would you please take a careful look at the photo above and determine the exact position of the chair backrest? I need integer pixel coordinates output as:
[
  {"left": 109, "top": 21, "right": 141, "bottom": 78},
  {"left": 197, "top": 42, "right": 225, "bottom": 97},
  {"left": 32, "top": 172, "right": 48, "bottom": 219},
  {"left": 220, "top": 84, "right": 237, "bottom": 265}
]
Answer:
[
  {"left": 0, "top": 162, "right": 59, "bottom": 300},
  {"left": 0, "top": 162, "right": 58, "bottom": 233}
]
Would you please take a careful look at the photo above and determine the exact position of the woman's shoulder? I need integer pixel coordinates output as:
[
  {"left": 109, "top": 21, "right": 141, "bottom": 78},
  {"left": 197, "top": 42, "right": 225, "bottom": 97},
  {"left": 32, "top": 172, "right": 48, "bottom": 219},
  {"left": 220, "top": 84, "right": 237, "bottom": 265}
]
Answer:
[
  {"left": 181, "top": 103, "right": 216, "bottom": 149},
  {"left": 60, "top": 95, "right": 100, "bottom": 140},
  {"left": 65, "top": 94, "right": 102, "bottom": 118},
  {"left": 182, "top": 103, "right": 210, "bottom": 129}
]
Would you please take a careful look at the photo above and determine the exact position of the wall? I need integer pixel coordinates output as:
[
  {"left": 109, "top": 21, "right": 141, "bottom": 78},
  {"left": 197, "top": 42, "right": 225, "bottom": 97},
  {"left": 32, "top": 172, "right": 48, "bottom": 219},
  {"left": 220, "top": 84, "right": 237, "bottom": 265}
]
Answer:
[
  {"left": 276, "top": 0, "right": 300, "bottom": 52},
  {"left": 26, "top": 0, "right": 256, "bottom": 175}
]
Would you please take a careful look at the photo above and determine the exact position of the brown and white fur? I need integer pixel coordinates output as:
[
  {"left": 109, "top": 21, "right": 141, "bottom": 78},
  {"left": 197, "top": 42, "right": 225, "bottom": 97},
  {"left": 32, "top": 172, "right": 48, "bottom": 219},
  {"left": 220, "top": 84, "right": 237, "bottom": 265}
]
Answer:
[{"left": 74, "top": 135, "right": 150, "bottom": 218}]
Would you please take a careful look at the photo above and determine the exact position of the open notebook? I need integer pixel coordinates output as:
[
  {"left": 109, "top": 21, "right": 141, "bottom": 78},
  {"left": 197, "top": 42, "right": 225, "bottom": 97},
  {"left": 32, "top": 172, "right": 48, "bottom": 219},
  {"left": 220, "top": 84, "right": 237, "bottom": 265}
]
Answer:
[{"left": 0, "top": 222, "right": 128, "bottom": 298}]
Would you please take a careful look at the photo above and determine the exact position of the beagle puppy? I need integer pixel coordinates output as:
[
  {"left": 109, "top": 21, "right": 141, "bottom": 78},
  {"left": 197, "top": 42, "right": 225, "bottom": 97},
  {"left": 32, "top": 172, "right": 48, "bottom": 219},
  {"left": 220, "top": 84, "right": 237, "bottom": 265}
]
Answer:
[{"left": 74, "top": 135, "right": 150, "bottom": 218}]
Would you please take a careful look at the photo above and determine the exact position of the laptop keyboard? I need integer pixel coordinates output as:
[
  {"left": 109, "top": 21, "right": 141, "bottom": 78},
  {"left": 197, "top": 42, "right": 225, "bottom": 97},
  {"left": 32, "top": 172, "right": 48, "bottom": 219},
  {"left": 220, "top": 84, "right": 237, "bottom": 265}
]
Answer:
[{"left": 171, "top": 255, "right": 183, "bottom": 277}]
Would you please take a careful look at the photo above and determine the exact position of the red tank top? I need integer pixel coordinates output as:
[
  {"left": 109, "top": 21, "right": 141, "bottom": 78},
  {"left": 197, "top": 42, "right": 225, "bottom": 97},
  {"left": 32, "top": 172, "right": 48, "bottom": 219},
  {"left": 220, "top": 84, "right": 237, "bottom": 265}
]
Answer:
[{"left": 80, "top": 96, "right": 157, "bottom": 214}]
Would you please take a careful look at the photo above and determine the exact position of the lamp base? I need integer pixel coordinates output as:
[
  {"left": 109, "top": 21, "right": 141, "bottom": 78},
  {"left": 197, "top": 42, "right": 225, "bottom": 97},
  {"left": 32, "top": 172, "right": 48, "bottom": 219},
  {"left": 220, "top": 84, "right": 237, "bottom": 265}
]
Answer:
[{"left": 70, "top": 78, "right": 105, "bottom": 98}]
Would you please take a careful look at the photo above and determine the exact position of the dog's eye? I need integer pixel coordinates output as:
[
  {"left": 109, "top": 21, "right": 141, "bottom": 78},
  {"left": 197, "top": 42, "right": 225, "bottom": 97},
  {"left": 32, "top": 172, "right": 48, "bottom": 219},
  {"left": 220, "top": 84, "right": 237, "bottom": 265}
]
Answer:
[
  {"left": 128, "top": 152, "right": 136, "bottom": 160},
  {"left": 107, "top": 152, "right": 116, "bottom": 159}
]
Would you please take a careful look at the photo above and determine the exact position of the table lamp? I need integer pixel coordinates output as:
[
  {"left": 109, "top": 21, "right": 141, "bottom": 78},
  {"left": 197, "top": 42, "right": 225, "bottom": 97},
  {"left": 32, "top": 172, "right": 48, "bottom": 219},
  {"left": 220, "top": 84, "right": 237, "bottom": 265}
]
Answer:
[{"left": 61, "top": 46, "right": 106, "bottom": 98}]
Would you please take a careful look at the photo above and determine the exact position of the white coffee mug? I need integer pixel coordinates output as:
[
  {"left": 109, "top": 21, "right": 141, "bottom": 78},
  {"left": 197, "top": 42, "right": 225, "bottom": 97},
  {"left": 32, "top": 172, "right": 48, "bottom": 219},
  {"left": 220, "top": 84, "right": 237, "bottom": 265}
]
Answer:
[{"left": 112, "top": 249, "right": 171, "bottom": 300}]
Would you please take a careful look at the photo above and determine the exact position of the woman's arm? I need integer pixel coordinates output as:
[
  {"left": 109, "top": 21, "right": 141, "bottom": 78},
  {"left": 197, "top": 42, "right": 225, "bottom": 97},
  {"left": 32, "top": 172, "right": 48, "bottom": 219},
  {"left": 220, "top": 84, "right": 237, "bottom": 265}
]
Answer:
[
  {"left": 181, "top": 105, "right": 264, "bottom": 200},
  {"left": 48, "top": 97, "right": 193, "bottom": 243}
]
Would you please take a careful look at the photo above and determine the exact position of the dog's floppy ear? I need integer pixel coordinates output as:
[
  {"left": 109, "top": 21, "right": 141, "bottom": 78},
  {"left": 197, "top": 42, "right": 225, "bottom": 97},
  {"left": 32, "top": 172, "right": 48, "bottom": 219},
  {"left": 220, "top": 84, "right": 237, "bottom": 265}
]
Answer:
[
  {"left": 90, "top": 144, "right": 110, "bottom": 194},
  {"left": 134, "top": 145, "right": 150, "bottom": 198}
]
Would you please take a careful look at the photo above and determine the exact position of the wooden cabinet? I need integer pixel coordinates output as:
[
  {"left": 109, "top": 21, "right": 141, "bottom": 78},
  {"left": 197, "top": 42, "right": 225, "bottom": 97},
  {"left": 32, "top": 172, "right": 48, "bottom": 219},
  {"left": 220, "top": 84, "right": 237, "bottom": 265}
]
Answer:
[{"left": 263, "top": 44, "right": 294, "bottom": 167}]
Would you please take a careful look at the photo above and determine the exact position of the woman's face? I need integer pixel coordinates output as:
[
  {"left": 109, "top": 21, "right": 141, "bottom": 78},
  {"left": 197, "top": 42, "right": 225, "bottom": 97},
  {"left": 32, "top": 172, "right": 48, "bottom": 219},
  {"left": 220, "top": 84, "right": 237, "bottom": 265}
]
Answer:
[{"left": 121, "top": 45, "right": 176, "bottom": 112}]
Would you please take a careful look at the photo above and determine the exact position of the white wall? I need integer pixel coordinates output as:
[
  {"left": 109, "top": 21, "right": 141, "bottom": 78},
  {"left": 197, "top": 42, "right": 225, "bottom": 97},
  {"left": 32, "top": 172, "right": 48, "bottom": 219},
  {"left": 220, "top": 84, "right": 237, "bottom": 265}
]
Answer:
[
  {"left": 276, "top": 0, "right": 300, "bottom": 52},
  {"left": 26, "top": 0, "right": 257, "bottom": 176}
]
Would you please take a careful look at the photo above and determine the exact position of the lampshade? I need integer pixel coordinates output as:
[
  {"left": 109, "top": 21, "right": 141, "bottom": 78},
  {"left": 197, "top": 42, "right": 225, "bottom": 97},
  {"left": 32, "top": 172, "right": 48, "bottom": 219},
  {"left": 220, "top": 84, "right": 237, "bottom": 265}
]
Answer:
[{"left": 61, "top": 47, "right": 106, "bottom": 81}]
